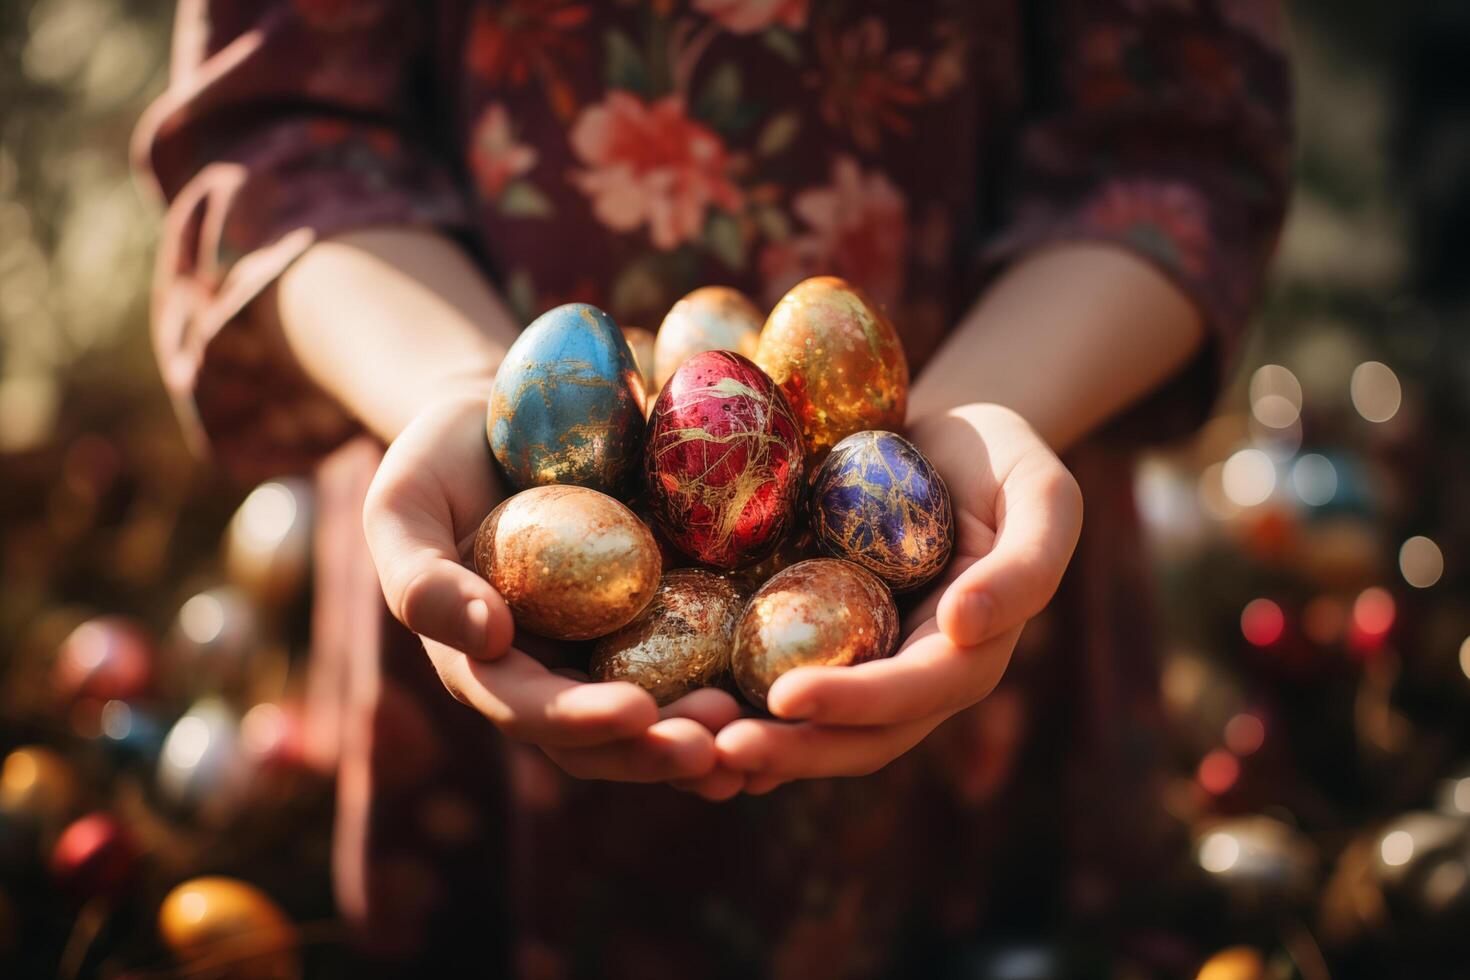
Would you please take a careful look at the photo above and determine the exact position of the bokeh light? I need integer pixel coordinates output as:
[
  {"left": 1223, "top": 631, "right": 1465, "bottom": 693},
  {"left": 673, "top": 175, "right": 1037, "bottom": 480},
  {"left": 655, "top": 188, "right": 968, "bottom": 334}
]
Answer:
[
  {"left": 1380, "top": 829, "right": 1414, "bottom": 867},
  {"left": 1222, "top": 449, "right": 1276, "bottom": 507},
  {"left": 1224, "top": 713, "right": 1266, "bottom": 756},
  {"left": 1351, "top": 587, "right": 1396, "bottom": 644},
  {"left": 1198, "top": 832, "right": 1241, "bottom": 873},
  {"left": 1248, "top": 364, "right": 1303, "bottom": 429},
  {"left": 1290, "top": 453, "right": 1338, "bottom": 506},
  {"left": 1459, "top": 637, "right": 1470, "bottom": 682},
  {"left": 178, "top": 593, "right": 226, "bottom": 646},
  {"left": 1241, "top": 598, "right": 1285, "bottom": 647},
  {"left": 1349, "top": 361, "right": 1402, "bottom": 423},
  {"left": 1197, "top": 462, "right": 1241, "bottom": 521},
  {"left": 1198, "top": 751, "right": 1241, "bottom": 795},
  {"left": 1398, "top": 535, "right": 1444, "bottom": 588},
  {"left": 1303, "top": 596, "right": 1347, "bottom": 645}
]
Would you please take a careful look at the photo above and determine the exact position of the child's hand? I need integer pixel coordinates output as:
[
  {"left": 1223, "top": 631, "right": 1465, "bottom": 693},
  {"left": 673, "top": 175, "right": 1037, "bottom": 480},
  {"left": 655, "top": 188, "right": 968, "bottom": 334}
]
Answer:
[
  {"left": 364, "top": 395, "right": 741, "bottom": 784},
  {"left": 713, "top": 404, "right": 1083, "bottom": 793}
]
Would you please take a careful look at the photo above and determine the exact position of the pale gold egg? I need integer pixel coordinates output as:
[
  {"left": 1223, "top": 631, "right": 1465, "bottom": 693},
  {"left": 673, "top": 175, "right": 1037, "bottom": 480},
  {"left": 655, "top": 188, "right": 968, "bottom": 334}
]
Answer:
[
  {"left": 731, "top": 558, "right": 898, "bottom": 709},
  {"left": 591, "top": 569, "right": 745, "bottom": 705},
  {"left": 158, "top": 877, "right": 300, "bottom": 980},
  {"left": 755, "top": 276, "right": 909, "bottom": 460},
  {"left": 474, "top": 486, "right": 662, "bottom": 642},
  {"left": 652, "top": 286, "right": 763, "bottom": 390}
]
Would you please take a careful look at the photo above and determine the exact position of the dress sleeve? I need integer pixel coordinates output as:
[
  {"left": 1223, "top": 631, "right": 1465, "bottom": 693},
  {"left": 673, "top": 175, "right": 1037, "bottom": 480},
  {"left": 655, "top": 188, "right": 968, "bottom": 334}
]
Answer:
[
  {"left": 982, "top": 0, "right": 1293, "bottom": 444},
  {"left": 134, "top": 0, "right": 470, "bottom": 480}
]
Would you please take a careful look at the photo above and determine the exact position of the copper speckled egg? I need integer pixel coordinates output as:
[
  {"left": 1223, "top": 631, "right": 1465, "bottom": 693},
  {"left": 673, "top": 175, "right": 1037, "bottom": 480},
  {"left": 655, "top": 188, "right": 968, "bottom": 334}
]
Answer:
[
  {"left": 732, "top": 558, "right": 898, "bottom": 709},
  {"left": 653, "top": 285, "right": 763, "bottom": 390},
  {"left": 622, "top": 326, "right": 657, "bottom": 393},
  {"left": 159, "top": 877, "right": 300, "bottom": 980},
  {"left": 644, "top": 351, "right": 805, "bottom": 569},
  {"left": 590, "top": 569, "right": 745, "bottom": 705},
  {"left": 809, "top": 431, "right": 954, "bottom": 592},
  {"left": 474, "top": 486, "right": 661, "bottom": 641},
  {"left": 755, "top": 276, "right": 909, "bottom": 460},
  {"left": 489, "top": 303, "right": 646, "bottom": 494}
]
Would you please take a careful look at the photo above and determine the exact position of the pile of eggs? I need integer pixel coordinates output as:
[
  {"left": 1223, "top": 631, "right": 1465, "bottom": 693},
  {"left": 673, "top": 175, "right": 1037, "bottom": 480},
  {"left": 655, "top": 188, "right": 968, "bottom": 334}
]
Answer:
[{"left": 479, "top": 276, "right": 954, "bottom": 709}]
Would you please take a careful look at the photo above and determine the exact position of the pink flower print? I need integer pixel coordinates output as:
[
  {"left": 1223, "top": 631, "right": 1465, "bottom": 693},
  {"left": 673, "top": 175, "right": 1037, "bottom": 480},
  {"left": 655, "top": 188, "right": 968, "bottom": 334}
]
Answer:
[
  {"left": 693, "top": 0, "right": 810, "bottom": 35},
  {"left": 470, "top": 103, "right": 538, "bottom": 200}
]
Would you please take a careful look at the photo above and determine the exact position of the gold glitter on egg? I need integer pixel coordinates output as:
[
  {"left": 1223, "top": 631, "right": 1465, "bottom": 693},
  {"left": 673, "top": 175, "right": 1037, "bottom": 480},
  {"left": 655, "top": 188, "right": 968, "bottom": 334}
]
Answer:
[
  {"left": 756, "top": 276, "right": 909, "bottom": 461},
  {"left": 590, "top": 569, "right": 745, "bottom": 705},
  {"left": 474, "top": 486, "right": 661, "bottom": 642},
  {"left": 731, "top": 558, "right": 898, "bottom": 709}
]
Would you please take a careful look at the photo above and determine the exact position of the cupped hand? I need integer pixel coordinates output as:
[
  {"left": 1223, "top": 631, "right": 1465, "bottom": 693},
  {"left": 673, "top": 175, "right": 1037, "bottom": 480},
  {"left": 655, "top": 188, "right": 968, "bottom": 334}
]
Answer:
[
  {"left": 363, "top": 395, "right": 744, "bottom": 786},
  {"left": 714, "top": 404, "right": 1083, "bottom": 793}
]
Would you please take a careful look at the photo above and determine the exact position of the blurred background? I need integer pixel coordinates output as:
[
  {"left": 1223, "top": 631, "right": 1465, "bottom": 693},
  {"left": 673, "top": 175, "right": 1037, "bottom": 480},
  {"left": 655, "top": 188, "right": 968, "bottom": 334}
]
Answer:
[{"left": 1, "top": 1, "right": 1468, "bottom": 977}]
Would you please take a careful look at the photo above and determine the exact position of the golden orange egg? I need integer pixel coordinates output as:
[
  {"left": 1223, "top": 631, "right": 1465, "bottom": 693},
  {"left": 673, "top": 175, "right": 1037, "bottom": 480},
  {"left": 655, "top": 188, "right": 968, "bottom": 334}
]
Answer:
[
  {"left": 0, "top": 746, "right": 79, "bottom": 825},
  {"left": 474, "top": 486, "right": 662, "bottom": 642},
  {"left": 1196, "top": 947, "right": 1267, "bottom": 980},
  {"left": 755, "top": 276, "right": 909, "bottom": 460},
  {"left": 731, "top": 558, "right": 899, "bottom": 709},
  {"left": 158, "top": 877, "right": 300, "bottom": 980},
  {"left": 622, "top": 326, "right": 657, "bottom": 392},
  {"left": 652, "top": 286, "right": 763, "bottom": 390},
  {"left": 591, "top": 569, "right": 745, "bottom": 705}
]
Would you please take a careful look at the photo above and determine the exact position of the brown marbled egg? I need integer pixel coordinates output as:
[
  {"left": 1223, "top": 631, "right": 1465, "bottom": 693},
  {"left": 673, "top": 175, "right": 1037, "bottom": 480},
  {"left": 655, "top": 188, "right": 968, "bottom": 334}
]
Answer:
[
  {"left": 731, "top": 558, "right": 899, "bottom": 709},
  {"left": 653, "top": 286, "right": 763, "bottom": 390},
  {"left": 590, "top": 569, "right": 745, "bottom": 705},
  {"left": 474, "top": 486, "right": 661, "bottom": 642},
  {"left": 622, "top": 326, "right": 657, "bottom": 393},
  {"left": 755, "top": 276, "right": 909, "bottom": 460},
  {"left": 158, "top": 877, "right": 300, "bottom": 980}
]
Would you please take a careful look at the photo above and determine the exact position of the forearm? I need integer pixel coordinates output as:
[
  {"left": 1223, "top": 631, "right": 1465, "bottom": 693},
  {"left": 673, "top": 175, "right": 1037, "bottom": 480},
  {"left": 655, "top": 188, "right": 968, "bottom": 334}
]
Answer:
[
  {"left": 269, "top": 227, "right": 520, "bottom": 442},
  {"left": 908, "top": 243, "right": 1206, "bottom": 452}
]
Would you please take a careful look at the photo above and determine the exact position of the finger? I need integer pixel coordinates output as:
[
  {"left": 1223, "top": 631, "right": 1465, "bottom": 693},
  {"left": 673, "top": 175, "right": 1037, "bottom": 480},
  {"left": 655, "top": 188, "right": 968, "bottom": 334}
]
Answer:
[
  {"left": 744, "top": 774, "right": 787, "bottom": 796},
  {"left": 545, "top": 717, "right": 715, "bottom": 783},
  {"left": 660, "top": 688, "right": 745, "bottom": 733},
  {"left": 938, "top": 451, "right": 1082, "bottom": 646},
  {"left": 427, "top": 641, "right": 659, "bottom": 747},
  {"left": 766, "top": 625, "right": 1018, "bottom": 726},
  {"left": 366, "top": 447, "right": 513, "bottom": 662},
  {"left": 672, "top": 767, "right": 746, "bottom": 801},
  {"left": 714, "top": 715, "right": 938, "bottom": 781}
]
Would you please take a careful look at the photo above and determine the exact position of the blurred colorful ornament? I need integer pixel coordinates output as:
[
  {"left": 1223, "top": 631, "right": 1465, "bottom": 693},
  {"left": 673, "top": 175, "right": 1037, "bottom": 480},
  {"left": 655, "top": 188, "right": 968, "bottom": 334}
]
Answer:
[
  {"left": 49, "top": 812, "right": 139, "bottom": 901},
  {"left": 644, "top": 351, "right": 805, "bottom": 568},
  {"left": 652, "top": 285, "right": 763, "bottom": 390},
  {"left": 808, "top": 431, "right": 953, "bottom": 592},
  {"left": 1193, "top": 815, "right": 1317, "bottom": 908},
  {"left": 223, "top": 479, "right": 314, "bottom": 607},
  {"left": 97, "top": 699, "right": 166, "bottom": 768},
  {"left": 622, "top": 326, "right": 657, "bottom": 392},
  {"left": 591, "top": 569, "right": 744, "bottom": 705},
  {"left": 474, "top": 486, "right": 661, "bottom": 641},
  {"left": 1195, "top": 947, "right": 1267, "bottom": 980},
  {"left": 169, "top": 586, "right": 261, "bottom": 696},
  {"left": 158, "top": 876, "right": 300, "bottom": 980},
  {"left": 755, "top": 276, "right": 908, "bottom": 460},
  {"left": 488, "top": 303, "right": 646, "bottom": 494},
  {"left": 732, "top": 559, "right": 898, "bottom": 709},
  {"left": 157, "top": 698, "right": 243, "bottom": 815},
  {"left": 51, "top": 616, "right": 153, "bottom": 704},
  {"left": 1240, "top": 598, "right": 1285, "bottom": 648},
  {"left": 0, "top": 746, "right": 79, "bottom": 825}
]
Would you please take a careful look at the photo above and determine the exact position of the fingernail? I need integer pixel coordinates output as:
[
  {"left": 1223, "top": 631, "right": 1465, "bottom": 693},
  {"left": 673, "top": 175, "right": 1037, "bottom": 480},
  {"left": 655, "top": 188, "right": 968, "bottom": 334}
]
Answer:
[{"left": 464, "top": 598, "right": 490, "bottom": 656}]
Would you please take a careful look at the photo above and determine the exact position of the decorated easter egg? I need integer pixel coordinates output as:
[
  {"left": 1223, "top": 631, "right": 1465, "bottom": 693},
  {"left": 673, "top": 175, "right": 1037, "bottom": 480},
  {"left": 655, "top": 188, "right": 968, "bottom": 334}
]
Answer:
[
  {"left": 157, "top": 698, "right": 244, "bottom": 817},
  {"left": 590, "top": 569, "right": 745, "bottom": 705},
  {"left": 622, "top": 326, "right": 658, "bottom": 392},
  {"left": 645, "top": 351, "right": 804, "bottom": 568},
  {"left": 755, "top": 276, "right": 909, "bottom": 460},
  {"left": 0, "top": 746, "right": 79, "bottom": 826},
  {"left": 159, "top": 877, "right": 300, "bottom": 980},
  {"left": 488, "top": 303, "right": 646, "bottom": 494},
  {"left": 474, "top": 485, "right": 661, "bottom": 641},
  {"left": 731, "top": 558, "right": 899, "bottom": 709},
  {"left": 52, "top": 616, "right": 154, "bottom": 704},
  {"left": 50, "top": 812, "right": 139, "bottom": 900},
  {"left": 223, "top": 478, "right": 314, "bottom": 608},
  {"left": 809, "top": 431, "right": 954, "bottom": 592},
  {"left": 168, "top": 585, "right": 261, "bottom": 697},
  {"left": 652, "top": 285, "right": 763, "bottom": 390}
]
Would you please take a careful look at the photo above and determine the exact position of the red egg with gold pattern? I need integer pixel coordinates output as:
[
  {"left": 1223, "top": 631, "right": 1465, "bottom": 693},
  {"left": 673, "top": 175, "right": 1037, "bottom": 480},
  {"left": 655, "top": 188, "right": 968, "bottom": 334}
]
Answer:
[{"left": 644, "top": 351, "right": 804, "bottom": 569}]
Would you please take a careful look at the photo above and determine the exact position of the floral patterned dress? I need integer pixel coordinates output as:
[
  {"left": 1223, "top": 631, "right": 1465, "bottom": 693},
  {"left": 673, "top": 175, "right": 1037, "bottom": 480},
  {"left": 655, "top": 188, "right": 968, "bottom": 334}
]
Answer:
[{"left": 136, "top": 1, "right": 1291, "bottom": 975}]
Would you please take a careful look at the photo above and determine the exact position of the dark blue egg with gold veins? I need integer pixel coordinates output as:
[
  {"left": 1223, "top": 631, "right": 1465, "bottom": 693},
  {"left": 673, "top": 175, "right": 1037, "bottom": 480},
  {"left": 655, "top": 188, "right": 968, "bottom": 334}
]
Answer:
[
  {"left": 489, "top": 303, "right": 647, "bottom": 494},
  {"left": 808, "top": 430, "right": 954, "bottom": 592}
]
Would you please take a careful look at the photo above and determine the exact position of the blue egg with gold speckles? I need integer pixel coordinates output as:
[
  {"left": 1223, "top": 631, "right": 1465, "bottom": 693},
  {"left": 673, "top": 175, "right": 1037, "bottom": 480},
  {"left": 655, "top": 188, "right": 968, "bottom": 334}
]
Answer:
[
  {"left": 808, "top": 430, "right": 954, "bottom": 593},
  {"left": 489, "top": 303, "right": 647, "bottom": 494}
]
